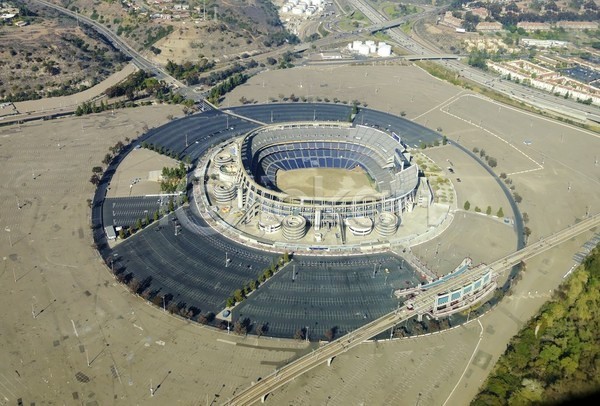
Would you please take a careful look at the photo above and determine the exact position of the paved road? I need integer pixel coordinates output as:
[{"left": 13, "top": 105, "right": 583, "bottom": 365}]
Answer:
[
  {"left": 225, "top": 213, "right": 600, "bottom": 405},
  {"left": 346, "top": 0, "right": 600, "bottom": 121}
]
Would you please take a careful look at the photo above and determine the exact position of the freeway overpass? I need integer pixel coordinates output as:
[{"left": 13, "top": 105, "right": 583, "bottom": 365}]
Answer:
[{"left": 225, "top": 213, "right": 600, "bottom": 405}]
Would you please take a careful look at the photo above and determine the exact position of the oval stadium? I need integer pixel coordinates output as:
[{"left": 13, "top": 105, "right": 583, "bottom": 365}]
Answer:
[{"left": 200, "top": 121, "right": 425, "bottom": 245}]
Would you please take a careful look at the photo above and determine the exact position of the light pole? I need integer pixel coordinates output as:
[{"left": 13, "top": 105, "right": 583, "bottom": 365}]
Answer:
[
  {"left": 5, "top": 226, "right": 11, "bottom": 248},
  {"left": 162, "top": 296, "right": 166, "bottom": 312},
  {"left": 225, "top": 252, "right": 229, "bottom": 268},
  {"left": 305, "top": 326, "right": 309, "bottom": 342}
]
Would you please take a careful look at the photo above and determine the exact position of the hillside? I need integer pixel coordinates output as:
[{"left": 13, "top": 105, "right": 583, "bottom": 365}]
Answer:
[
  {"left": 472, "top": 243, "right": 600, "bottom": 405},
  {"left": 54, "top": 0, "right": 296, "bottom": 64},
  {"left": 0, "top": 0, "right": 128, "bottom": 102}
]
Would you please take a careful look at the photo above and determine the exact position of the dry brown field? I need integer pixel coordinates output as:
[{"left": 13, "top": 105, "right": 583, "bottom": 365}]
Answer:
[{"left": 276, "top": 167, "right": 377, "bottom": 199}]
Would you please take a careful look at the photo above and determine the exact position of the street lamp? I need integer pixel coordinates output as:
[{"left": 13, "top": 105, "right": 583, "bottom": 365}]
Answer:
[{"left": 5, "top": 226, "right": 11, "bottom": 247}]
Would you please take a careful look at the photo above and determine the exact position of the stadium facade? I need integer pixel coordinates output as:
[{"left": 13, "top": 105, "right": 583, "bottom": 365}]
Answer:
[{"left": 201, "top": 122, "right": 421, "bottom": 240}]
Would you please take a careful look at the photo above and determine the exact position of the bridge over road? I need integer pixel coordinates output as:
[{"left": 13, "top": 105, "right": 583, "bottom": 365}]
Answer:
[{"left": 224, "top": 213, "right": 600, "bottom": 405}]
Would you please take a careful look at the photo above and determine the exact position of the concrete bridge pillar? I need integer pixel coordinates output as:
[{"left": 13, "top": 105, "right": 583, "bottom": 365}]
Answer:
[
  {"left": 327, "top": 356, "right": 335, "bottom": 367},
  {"left": 261, "top": 393, "right": 268, "bottom": 403},
  {"left": 417, "top": 313, "right": 423, "bottom": 322}
]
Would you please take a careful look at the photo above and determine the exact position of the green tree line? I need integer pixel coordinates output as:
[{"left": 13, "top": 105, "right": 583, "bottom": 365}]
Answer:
[{"left": 472, "top": 244, "right": 600, "bottom": 405}]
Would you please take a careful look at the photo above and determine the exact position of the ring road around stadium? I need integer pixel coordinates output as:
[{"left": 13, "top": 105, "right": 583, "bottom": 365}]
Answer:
[{"left": 95, "top": 103, "right": 484, "bottom": 339}]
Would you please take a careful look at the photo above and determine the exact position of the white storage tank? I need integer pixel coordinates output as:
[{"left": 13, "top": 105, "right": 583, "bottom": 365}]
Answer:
[
  {"left": 377, "top": 44, "right": 392, "bottom": 57},
  {"left": 357, "top": 43, "right": 370, "bottom": 55}
]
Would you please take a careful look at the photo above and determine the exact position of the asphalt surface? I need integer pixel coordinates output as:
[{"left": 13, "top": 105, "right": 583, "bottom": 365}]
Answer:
[
  {"left": 91, "top": 103, "right": 459, "bottom": 337},
  {"left": 112, "top": 209, "right": 278, "bottom": 313},
  {"left": 103, "top": 196, "right": 170, "bottom": 227},
  {"left": 234, "top": 253, "right": 420, "bottom": 339}
]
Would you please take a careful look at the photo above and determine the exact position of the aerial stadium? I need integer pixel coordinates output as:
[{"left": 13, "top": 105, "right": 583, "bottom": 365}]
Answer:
[{"left": 197, "top": 121, "right": 431, "bottom": 247}]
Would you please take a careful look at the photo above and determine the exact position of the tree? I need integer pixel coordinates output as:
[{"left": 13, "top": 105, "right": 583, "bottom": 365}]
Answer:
[
  {"left": 256, "top": 322, "right": 268, "bottom": 338},
  {"left": 294, "top": 327, "right": 306, "bottom": 340},
  {"left": 234, "top": 317, "right": 251, "bottom": 335},
  {"left": 89, "top": 174, "right": 101, "bottom": 185},
  {"left": 524, "top": 226, "right": 532, "bottom": 239},
  {"left": 102, "top": 153, "right": 112, "bottom": 165},
  {"left": 153, "top": 210, "right": 159, "bottom": 222},
  {"left": 475, "top": 206, "right": 482, "bottom": 213},
  {"left": 486, "top": 206, "right": 492, "bottom": 215},
  {"left": 233, "top": 289, "right": 244, "bottom": 303},
  {"left": 442, "top": 136, "right": 448, "bottom": 145},
  {"left": 128, "top": 277, "right": 141, "bottom": 294},
  {"left": 136, "top": 218, "right": 143, "bottom": 230},
  {"left": 513, "top": 192, "right": 523, "bottom": 203},
  {"left": 167, "top": 301, "right": 179, "bottom": 314},
  {"left": 324, "top": 327, "right": 337, "bottom": 342},
  {"left": 464, "top": 201, "right": 471, "bottom": 211},
  {"left": 488, "top": 157, "right": 498, "bottom": 167},
  {"left": 92, "top": 166, "right": 103, "bottom": 174},
  {"left": 522, "top": 212, "right": 529, "bottom": 223},
  {"left": 497, "top": 207, "right": 504, "bottom": 217},
  {"left": 226, "top": 297, "right": 235, "bottom": 307}
]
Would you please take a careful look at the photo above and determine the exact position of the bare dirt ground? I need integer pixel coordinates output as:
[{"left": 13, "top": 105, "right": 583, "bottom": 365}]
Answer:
[
  {"left": 1, "top": 62, "right": 599, "bottom": 405},
  {"left": 106, "top": 147, "right": 179, "bottom": 198},
  {"left": 223, "top": 64, "right": 460, "bottom": 116},
  {"left": 276, "top": 167, "right": 377, "bottom": 198}
]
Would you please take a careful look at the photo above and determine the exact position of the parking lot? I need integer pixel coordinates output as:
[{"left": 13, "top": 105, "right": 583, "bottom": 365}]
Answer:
[
  {"left": 103, "top": 196, "right": 170, "bottom": 227},
  {"left": 112, "top": 209, "right": 279, "bottom": 313},
  {"left": 234, "top": 253, "right": 420, "bottom": 339}
]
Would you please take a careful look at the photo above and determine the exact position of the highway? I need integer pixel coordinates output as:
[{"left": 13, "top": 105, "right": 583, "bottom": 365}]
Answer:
[
  {"left": 346, "top": 0, "right": 600, "bottom": 121},
  {"left": 225, "top": 213, "right": 600, "bottom": 405}
]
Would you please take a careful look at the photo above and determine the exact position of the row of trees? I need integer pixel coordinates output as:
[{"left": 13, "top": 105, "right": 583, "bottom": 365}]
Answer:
[
  {"left": 141, "top": 141, "right": 191, "bottom": 164},
  {"left": 207, "top": 73, "right": 248, "bottom": 105},
  {"left": 472, "top": 244, "right": 600, "bottom": 405},
  {"left": 464, "top": 201, "right": 505, "bottom": 217},
  {"left": 89, "top": 140, "right": 127, "bottom": 185},
  {"left": 225, "top": 252, "right": 291, "bottom": 308},
  {"left": 473, "top": 147, "right": 498, "bottom": 168},
  {"left": 419, "top": 136, "right": 448, "bottom": 149}
]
